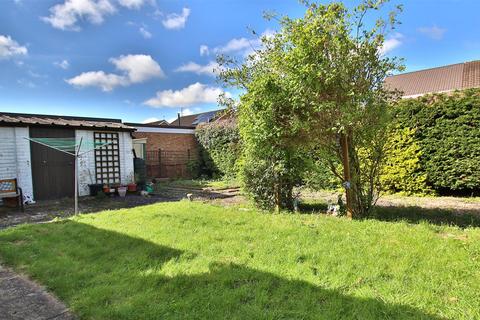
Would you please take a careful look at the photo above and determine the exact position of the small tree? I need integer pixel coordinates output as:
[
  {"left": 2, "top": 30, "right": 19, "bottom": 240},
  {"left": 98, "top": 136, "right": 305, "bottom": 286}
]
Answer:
[{"left": 220, "top": 0, "right": 403, "bottom": 216}]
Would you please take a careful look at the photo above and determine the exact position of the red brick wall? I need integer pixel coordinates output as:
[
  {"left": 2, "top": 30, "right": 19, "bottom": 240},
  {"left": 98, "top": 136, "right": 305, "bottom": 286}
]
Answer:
[
  {"left": 132, "top": 132, "right": 197, "bottom": 153},
  {"left": 132, "top": 132, "right": 198, "bottom": 178}
]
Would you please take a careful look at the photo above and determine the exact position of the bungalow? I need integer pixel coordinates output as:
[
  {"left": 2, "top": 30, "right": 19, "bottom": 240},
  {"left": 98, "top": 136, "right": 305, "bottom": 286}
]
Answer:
[
  {"left": 0, "top": 112, "right": 135, "bottom": 202},
  {"left": 385, "top": 60, "right": 480, "bottom": 98},
  {"left": 125, "top": 109, "right": 225, "bottom": 179},
  {"left": 125, "top": 122, "right": 197, "bottom": 179}
]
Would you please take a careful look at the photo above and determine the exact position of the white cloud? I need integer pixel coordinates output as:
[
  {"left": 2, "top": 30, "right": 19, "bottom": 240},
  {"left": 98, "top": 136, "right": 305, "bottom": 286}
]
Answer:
[
  {"left": 67, "top": 54, "right": 163, "bottom": 91},
  {"left": 17, "top": 78, "right": 36, "bottom": 88},
  {"left": 144, "top": 82, "right": 230, "bottom": 108},
  {"left": 199, "top": 45, "right": 209, "bottom": 56},
  {"left": 139, "top": 26, "right": 152, "bottom": 39},
  {"left": 215, "top": 37, "right": 252, "bottom": 54},
  {"left": 380, "top": 32, "right": 403, "bottom": 55},
  {"left": 0, "top": 35, "right": 27, "bottom": 59},
  {"left": 162, "top": 7, "right": 190, "bottom": 30},
  {"left": 417, "top": 25, "right": 446, "bottom": 40},
  {"left": 175, "top": 61, "right": 219, "bottom": 77},
  {"left": 66, "top": 71, "right": 127, "bottom": 91},
  {"left": 54, "top": 59, "right": 70, "bottom": 69},
  {"left": 205, "top": 29, "right": 275, "bottom": 57},
  {"left": 118, "top": 0, "right": 145, "bottom": 9},
  {"left": 110, "top": 54, "right": 164, "bottom": 82},
  {"left": 181, "top": 108, "right": 194, "bottom": 116},
  {"left": 42, "top": 0, "right": 117, "bottom": 31}
]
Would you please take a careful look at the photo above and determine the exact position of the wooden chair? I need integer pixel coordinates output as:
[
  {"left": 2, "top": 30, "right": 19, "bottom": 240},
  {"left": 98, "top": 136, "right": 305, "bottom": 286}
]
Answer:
[{"left": 0, "top": 179, "right": 24, "bottom": 212}]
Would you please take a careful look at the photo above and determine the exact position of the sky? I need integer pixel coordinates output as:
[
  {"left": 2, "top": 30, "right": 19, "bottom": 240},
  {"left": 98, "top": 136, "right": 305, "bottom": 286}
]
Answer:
[{"left": 1, "top": 0, "right": 480, "bottom": 124}]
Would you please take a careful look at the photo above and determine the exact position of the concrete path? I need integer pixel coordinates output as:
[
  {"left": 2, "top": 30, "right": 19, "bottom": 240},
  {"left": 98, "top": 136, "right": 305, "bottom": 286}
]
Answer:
[{"left": 0, "top": 265, "right": 75, "bottom": 320}]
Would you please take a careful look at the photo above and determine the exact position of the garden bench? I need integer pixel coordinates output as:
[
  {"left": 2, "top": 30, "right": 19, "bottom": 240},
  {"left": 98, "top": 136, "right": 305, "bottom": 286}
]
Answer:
[{"left": 0, "top": 178, "right": 24, "bottom": 212}]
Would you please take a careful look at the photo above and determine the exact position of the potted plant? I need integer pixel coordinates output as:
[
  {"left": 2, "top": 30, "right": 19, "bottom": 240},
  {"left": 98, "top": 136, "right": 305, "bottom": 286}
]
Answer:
[
  {"left": 102, "top": 184, "right": 110, "bottom": 194},
  {"left": 88, "top": 183, "right": 103, "bottom": 196},
  {"left": 127, "top": 182, "right": 137, "bottom": 192}
]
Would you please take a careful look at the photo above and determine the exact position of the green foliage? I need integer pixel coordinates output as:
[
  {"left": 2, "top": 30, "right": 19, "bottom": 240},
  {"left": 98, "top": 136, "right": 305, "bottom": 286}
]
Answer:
[
  {"left": 386, "top": 89, "right": 480, "bottom": 194},
  {"left": 186, "top": 159, "right": 201, "bottom": 179},
  {"left": 237, "top": 75, "right": 308, "bottom": 210},
  {"left": 1, "top": 202, "right": 480, "bottom": 319},
  {"left": 195, "top": 117, "right": 241, "bottom": 179},
  {"left": 381, "top": 126, "right": 432, "bottom": 195},
  {"left": 219, "top": 0, "right": 403, "bottom": 216},
  {"left": 303, "top": 159, "right": 341, "bottom": 191}
]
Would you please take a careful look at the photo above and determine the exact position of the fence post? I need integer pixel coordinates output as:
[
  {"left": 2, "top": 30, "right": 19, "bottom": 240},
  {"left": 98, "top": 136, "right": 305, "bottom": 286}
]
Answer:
[{"left": 158, "top": 148, "right": 162, "bottom": 178}]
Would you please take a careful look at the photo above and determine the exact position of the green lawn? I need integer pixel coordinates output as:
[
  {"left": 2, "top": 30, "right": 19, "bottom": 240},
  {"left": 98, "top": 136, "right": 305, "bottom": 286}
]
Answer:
[{"left": 0, "top": 202, "right": 479, "bottom": 319}]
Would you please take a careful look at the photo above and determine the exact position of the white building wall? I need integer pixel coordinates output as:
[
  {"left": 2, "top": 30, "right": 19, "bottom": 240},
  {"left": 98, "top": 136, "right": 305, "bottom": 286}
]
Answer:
[
  {"left": 0, "top": 126, "right": 34, "bottom": 201},
  {"left": 0, "top": 127, "right": 17, "bottom": 180},
  {"left": 76, "top": 130, "right": 96, "bottom": 196},
  {"left": 119, "top": 131, "right": 134, "bottom": 184},
  {"left": 14, "top": 127, "right": 33, "bottom": 199},
  {"left": 0, "top": 127, "right": 134, "bottom": 200},
  {"left": 76, "top": 130, "right": 134, "bottom": 196}
]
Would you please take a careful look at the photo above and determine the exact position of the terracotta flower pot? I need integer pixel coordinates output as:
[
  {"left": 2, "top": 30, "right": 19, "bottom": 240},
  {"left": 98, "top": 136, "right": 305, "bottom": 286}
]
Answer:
[{"left": 127, "top": 183, "right": 137, "bottom": 192}]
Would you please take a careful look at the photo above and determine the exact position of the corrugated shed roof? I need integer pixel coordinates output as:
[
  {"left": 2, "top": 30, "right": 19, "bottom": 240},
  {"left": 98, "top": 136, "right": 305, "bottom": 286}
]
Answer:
[
  {"left": 385, "top": 60, "right": 480, "bottom": 97},
  {"left": 0, "top": 112, "right": 135, "bottom": 131}
]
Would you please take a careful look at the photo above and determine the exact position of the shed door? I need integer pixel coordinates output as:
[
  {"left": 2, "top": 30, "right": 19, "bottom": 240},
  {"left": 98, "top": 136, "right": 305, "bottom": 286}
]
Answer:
[{"left": 30, "top": 127, "right": 75, "bottom": 200}]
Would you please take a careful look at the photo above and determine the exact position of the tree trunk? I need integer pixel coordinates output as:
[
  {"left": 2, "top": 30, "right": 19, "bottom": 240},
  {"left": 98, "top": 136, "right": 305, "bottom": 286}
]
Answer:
[{"left": 340, "top": 132, "right": 354, "bottom": 218}]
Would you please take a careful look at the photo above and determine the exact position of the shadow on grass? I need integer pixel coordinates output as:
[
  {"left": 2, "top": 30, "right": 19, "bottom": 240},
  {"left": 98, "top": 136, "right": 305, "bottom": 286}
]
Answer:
[
  {"left": 0, "top": 220, "right": 444, "bottom": 320},
  {"left": 298, "top": 199, "right": 480, "bottom": 228},
  {"left": 371, "top": 205, "right": 480, "bottom": 228}
]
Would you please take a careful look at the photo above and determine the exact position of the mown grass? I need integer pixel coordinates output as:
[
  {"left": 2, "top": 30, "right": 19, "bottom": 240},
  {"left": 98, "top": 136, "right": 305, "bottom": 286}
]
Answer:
[{"left": 0, "top": 201, "right": 479, "bottom": 319}]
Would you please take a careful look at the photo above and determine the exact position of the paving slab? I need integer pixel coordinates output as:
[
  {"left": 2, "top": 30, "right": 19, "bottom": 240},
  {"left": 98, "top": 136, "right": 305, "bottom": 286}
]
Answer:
[{"left": 0, "top": 266, "right": 75, "bottom": 320}]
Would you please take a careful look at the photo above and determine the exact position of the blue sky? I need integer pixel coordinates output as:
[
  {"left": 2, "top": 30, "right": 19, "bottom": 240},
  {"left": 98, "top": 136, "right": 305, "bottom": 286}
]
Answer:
[{"left": 1, "top": 0, "right": 479, "bottom": 123}]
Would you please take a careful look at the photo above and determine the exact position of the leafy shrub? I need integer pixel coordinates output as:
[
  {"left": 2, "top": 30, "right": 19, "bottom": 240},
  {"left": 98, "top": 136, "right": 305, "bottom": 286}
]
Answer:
[
  {"left": 384, "top": 89, "right": 480, "bottom": 195},
  {"left": 381, "top": 126, "right": 432, "bottom": 195},
  {"left": 195, "top": 117, "right": 241, "bottom": 179},
  {"left": 186, "top": 159, "right": 201, "bottom": 179}
]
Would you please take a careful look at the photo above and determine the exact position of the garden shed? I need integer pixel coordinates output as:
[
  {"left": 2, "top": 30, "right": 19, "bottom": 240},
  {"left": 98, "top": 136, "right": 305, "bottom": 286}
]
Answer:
[{"left": 0, "top": 112, "right": 135, "bottom": 202}]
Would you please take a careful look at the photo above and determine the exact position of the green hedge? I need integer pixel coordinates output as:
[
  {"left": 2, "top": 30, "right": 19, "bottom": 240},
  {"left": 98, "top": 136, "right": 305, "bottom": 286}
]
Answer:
[
  {"left": 195, "top": 117, "right": 241, "bottom": 179},
  {"left": 383, "top": 89, "right": 480, "bottom": 195}
]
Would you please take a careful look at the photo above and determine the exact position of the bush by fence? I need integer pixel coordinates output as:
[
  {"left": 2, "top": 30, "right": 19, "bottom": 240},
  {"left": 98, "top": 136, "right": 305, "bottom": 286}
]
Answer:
[{"left": 195, "top": 117, "right": 241, "bottom": 179}]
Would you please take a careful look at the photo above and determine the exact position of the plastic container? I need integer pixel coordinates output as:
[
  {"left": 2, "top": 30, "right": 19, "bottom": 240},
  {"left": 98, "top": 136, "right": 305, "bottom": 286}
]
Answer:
[
  {"left": 88, "top": 184, "right": 103, "bottom": 196},
  {"left": 118, "top": 186, "right": 127, "bottom": 197}
]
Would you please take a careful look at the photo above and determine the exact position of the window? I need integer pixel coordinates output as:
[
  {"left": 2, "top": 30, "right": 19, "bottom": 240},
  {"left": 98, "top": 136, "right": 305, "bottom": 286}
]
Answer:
[
  {"left": 133, "top": 138, "right": 147, "bottom": 159},
  {"left": 94, "top": 132, "right": 121, "bottom": 184}
]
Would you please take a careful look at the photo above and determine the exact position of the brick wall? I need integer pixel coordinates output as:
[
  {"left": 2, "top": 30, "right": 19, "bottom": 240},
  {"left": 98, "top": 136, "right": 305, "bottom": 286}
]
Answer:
[
  {"left": 132, "top": 132, "right": 198, "bottom": 153},
  {"left": 132, "top": 131, "right": 198, "bottom": 179}
]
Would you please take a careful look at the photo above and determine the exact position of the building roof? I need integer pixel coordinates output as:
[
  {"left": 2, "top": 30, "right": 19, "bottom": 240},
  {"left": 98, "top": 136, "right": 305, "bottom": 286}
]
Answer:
[
  {"left": 385, "top": 60, "right": 480, "bottom": 97},
  {"left": 169, "top": 109, "right": 224, "bottom": 127},
  {"left": 145, "top": 119, "right": 169, "bottom": 126},
  {"left": 0, "top": 112, "right": 135, "bottom": 131},
  {"left": 124, "top": 122, "right": 195, "bottom": 130}
]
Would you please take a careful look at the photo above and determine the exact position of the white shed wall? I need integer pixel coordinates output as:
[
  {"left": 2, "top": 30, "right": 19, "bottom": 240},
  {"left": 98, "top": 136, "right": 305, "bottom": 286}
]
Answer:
[
  {"left": 76, "top": 130, "right": 134, "bottom": 196},
  {"left": 0, "top": 126, "right": 34, "bottom": 200}
]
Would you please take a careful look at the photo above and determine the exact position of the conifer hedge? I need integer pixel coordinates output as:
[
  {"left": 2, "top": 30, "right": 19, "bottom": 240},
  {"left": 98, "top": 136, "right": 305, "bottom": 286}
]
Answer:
[{"left": 383, "top": 89, "right": 480, "bottom": 195}]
